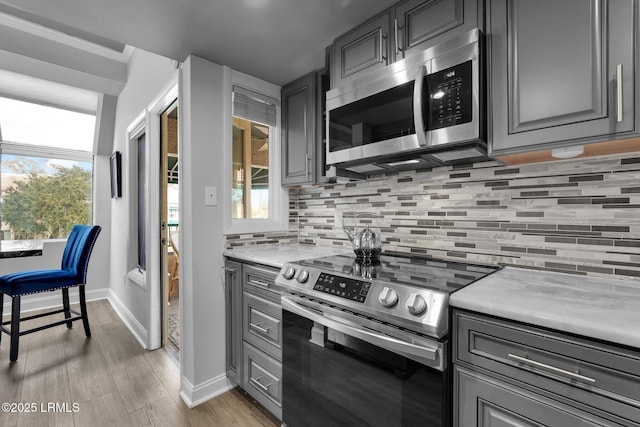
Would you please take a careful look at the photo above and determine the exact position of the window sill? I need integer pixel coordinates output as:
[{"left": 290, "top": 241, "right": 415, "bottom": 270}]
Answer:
[{"left": 224, "top": 217, "right": 289, "bottom": 236}]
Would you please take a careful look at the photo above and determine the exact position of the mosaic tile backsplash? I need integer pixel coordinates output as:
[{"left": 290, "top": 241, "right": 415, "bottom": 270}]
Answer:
[{"left": 225, "top": 153, "right": 640, "bottom": 281}]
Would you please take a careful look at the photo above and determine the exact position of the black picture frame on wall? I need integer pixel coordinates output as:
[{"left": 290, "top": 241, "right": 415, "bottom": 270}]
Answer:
[{"left": 110, "top": 151, "right": 122, "bottom": 198}]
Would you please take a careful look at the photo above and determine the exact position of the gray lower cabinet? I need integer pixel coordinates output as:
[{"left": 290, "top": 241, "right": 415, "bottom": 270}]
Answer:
[
  {"left": 332, "top": 0, "right": 481, "bottom": 88},
  {"left": 455, "top": 366, "right": 622, "bottom": 426},
  {"left": 281, "top": 72, "right": 316, "bottom": 186},
  {"left": 224, "top": 259, "right": 242, "bottom": 385},
  {"left": 489, "top": 0, "right": 638, "bottom": 155},
  {"left": 224, "top": 258, "right": 282, "bottom": 420},
  {"left": 453, "top": 309, "right": 640, "bottom": 426}
]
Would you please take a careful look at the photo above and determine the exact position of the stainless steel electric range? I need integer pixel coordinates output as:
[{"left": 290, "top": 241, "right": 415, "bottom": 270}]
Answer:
[{"left": 275, "top": 252, "right": 499, "bottom": 427}]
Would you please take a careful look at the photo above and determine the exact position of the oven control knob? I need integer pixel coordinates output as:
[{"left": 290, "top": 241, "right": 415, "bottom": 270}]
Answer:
[
  {"left": 378, "top": 287, "right": 399, "bottom": 307},
  {"left": 406, "top": 293, "right": 427, "bottom": 316},
  {"left": 283, "top": 266, "right": 296, "bottom": 280},
  {"left": 296, "top": 270, "right": 310, "bottom": 283}
]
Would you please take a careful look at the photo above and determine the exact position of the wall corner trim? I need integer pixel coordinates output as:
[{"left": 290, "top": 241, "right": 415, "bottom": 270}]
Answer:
[
  {"left": 108, "top": 289, "right": 148, "bottom": 349},
  {"left": 179, "top": 374, "right": 235, "bottom": 408}
]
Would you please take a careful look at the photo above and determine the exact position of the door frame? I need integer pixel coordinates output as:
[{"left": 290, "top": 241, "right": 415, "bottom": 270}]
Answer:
[{"left": 146, "top": 76, "right": 179, "bottom": 350}]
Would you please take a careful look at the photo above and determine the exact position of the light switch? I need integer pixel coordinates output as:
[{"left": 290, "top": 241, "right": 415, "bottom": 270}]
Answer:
[{"left": 205, "top": 186, "right": 217, "bottom": 206}]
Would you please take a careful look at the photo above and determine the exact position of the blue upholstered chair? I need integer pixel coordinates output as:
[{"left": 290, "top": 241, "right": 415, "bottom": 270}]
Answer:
[{"left": 0, "top": 225, "right": 101, "bottom": 362}]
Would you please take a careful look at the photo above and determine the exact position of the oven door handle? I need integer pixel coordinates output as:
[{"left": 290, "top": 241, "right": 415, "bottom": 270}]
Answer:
[{"left": 282, "top": 297, "right": 442, "bottom": 369}]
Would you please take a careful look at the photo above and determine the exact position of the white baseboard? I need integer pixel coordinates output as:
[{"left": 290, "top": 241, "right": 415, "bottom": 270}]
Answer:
[
  {"left": 107, "top": 289, "right": 148, "bottom": 349},
  {"left": 179, "top": 373, "right": 235, "bottom": 408},
  {"left": 2, "top": 287, "right": 109, "bottom": 314}
]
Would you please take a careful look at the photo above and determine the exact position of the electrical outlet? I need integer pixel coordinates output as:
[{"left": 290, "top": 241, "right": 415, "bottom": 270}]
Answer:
[{"left": 205, "top": 186, "right": 217, "bottom": 206}]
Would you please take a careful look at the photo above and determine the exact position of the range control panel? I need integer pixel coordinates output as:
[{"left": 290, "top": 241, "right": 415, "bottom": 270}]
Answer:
[{"left": 313, "top": 272, "right": 370, "bottom": 303}]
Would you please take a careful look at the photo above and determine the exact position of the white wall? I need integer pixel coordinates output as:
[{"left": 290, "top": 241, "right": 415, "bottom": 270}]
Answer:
[
  {"left": 178, "top": 55, "right": 231, "bottom": 405},
  {"left": 108, "top": 48, "right": 176, "bottom": 344}
]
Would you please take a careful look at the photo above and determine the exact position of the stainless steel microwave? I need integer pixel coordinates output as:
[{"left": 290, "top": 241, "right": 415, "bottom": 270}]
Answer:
[{"left": 326, "top": 28, "right": 485, "bottom": 174}]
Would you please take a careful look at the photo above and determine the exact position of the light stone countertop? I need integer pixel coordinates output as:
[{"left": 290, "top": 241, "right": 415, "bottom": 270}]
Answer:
[
  {"left": 450, "top": 266, "right": 640, "bottom": 349},
  {"left": 223, "top": 243, "right": 352, "bottom": 269}
]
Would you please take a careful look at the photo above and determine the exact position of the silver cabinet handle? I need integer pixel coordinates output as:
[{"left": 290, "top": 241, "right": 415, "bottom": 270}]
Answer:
[
  {"left": 379, "top": 30, "right": 387, "bottom": 64},
  {"left": 250, "top": 377, "right": 272, "bottom": 392},
  {"left": 508, "top": 353, "right": 596, "bottom": 384},
  {"left": 305, "top": 153, "right": 309, "bottom": 176},
  {"left": 414, "top": 65, "right": 428, "bottom": 147},
  {"left": 249, "top": 322, "right": 271, "bottom": 334},
  {"left": 616, "top": 64, "right": 623, "bottom": 122},
  {"left": 248, "top": 279, "right": 270, "bottom": 288},
  {"left": 394, "top": 18, "right": 400, "bottom": 56},
  {"left": 223, "top": 267, "right": 237, "bottom": 273}
]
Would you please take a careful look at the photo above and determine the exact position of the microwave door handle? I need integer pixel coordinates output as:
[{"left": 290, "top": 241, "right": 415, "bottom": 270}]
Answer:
[{"left": 413, "top": 65, "right": 428, "bottom": 147}]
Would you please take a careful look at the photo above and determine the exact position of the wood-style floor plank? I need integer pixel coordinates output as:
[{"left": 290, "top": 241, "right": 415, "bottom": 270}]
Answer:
[
  {"left": 72, "top": 392, "right": 133, "bottom": 427},
  {"left": 93, "top": 322, "right": 169, "bottom": 413},
  {"left": 0, "top": 299, "right": 279, "bottom": 427}
]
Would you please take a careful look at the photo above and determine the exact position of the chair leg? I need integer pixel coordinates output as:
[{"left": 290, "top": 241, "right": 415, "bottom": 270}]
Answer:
[
  {"left": 79, "top": 286, "right": 91, "bottom": 337},
  {"left": 62, "top": 288, "right": 73, "bottom": 329},
  {"left": 10, "top": 296, "right": 20, "bottom": 362}
]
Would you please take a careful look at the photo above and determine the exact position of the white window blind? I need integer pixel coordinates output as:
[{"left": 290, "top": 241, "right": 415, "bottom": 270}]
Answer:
[{"left": 232, "top": 86, "right": 277, "bottom": 126}]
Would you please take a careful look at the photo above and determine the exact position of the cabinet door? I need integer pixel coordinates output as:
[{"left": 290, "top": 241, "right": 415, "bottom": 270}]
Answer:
[
  {"left": 394, "top": 0, "right": 476, "bottom": 62},
  {"left": 333, "top": 11, "right": 390, "bottom": 88},
  {"left": 224, "top": 260, "right": 242, "bottom": 385},
  {"left": 281, "top": 73, "right": 316, "bottom": 186},
  {"left": 455, "top": 366, "right": 623, "bottom": 427},
  {"left": 490, "top": 0, "right": 636, "bottom": 155}
]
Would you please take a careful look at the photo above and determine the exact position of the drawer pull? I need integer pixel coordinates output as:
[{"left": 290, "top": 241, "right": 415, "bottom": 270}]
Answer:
[
  {"left": 250, "top": 376, "right": 273, "bottom": 392},
  {"left": 248, "top": 279, "right": 271, "bottom": 288},
  {"left": 508, "top": 353, "right": 596, "bottom": 384},
  {"left": 250, "top": 322, "right": 271, "bottom": 334}
]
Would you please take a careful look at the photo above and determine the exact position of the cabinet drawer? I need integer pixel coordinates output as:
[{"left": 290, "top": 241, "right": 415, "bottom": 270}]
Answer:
[
  {"left": 454, "top": 365, "right": 625, "bottom": 427},
  {"left": 454, "top": 310, "right": 640, "bottom": 422},
  {"left": 242, "top": 342, "right": 282, "bottom": 420},
  {"left": 243, "top": 291, "right": 282, "bottom": 360},
  {"left": 243, "top": 264, "right": 279, "bottom": 301}
]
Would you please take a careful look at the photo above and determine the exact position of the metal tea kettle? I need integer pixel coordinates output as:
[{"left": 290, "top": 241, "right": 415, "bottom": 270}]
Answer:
[{"left": 343, "top": 213, "right": 382, "bottom": 259}]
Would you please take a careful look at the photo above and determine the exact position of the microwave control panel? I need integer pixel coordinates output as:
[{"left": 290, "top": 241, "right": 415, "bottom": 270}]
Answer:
[{"left": 427, "top": 60, "right": 473, "bottom": 130}]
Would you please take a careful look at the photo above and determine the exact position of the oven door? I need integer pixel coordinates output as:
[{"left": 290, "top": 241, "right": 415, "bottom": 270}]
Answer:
[{"left": 281, "top": 295, "right": 450, "bottom": 427}]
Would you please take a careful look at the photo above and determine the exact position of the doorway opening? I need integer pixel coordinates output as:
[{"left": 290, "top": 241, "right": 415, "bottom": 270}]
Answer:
[{"left": 161, "top": 100, "right": 179, "bottom": 361}]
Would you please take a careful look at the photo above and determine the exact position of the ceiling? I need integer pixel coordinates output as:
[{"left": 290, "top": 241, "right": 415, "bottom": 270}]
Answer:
[{"left": 0, "top": 0, "right": 399, "bottom": 86}]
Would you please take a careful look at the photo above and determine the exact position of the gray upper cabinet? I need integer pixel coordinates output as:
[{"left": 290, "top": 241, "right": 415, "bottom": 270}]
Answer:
[
  {"left": 332, "top": 0, "right": 481, "bottom": 88},
  {"left": 281, "top": 72, "right": 316, "bottom": 186},
  {"left": 394, "top": 0, "right": 478, "bottom": 62},
  {"left": 333, "top": 11, "right": 391, "bottom": 88},
  {"left": 489, "top": 0, "right": 638, "bottom": 155}
]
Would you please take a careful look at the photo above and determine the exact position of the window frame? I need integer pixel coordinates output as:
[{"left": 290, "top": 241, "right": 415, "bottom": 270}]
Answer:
[
  {"left": 0, "top": 142, "right": 94, "bottom": 241},
  {"left": 223, "top": 69, "right": 288, "bottom": 235},
  {"left": 125, "top": 112, "right": 147, "bottom": 289}
]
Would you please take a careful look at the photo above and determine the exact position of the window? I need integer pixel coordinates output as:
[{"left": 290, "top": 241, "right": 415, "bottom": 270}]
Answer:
[
  {"left": 136, "top": 133, "right": 147, "bottom": 270},
  {"left": 232, "top": 86, "right": 276, "bottom": 219},
  {"left": 0, "top": 97, "right": 94, "bottom": 241},
  {"left": 224, "top": 72, "right": 288, "bottom": 235}
]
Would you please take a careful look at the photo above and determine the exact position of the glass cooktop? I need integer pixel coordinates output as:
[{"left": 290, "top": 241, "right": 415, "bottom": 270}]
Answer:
[{"left": 296, "top": 252, "right": 499, "bottom": 294}]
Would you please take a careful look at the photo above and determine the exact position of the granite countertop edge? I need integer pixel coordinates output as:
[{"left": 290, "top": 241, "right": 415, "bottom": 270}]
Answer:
[
  {"left": 223, "top": 243, "right": 352, "bottom": 269},
  {"left": 450, "top": 266, "right": 640, "bottom": 349}
]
